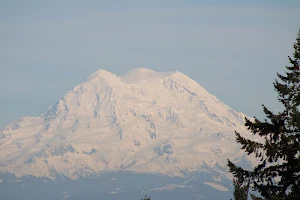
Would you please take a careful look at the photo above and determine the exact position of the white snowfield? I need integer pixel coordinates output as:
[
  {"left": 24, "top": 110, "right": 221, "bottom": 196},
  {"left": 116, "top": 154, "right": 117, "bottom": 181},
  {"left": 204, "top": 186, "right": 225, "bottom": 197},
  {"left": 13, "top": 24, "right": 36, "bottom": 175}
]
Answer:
[{"left": 0, "top": 68, "right": 257, "bottom": 179}]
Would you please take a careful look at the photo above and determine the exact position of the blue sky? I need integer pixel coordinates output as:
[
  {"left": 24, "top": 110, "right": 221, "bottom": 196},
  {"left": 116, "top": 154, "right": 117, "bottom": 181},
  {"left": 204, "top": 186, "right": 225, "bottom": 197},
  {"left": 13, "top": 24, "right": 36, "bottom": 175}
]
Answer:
[{"left": 1, "top": 0, "right": 300, "bottom": 127}]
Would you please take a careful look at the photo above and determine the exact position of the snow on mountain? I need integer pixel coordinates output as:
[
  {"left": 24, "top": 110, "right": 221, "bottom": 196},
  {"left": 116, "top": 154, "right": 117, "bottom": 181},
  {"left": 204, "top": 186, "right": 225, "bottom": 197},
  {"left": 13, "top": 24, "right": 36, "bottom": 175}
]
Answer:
[{"left": 0, "top": 68, "right": 255, "bottom": 179}]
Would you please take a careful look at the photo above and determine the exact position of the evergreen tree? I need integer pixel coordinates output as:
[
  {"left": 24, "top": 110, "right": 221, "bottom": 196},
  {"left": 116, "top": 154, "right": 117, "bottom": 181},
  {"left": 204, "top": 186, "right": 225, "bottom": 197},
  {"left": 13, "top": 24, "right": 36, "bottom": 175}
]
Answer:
[
  {"left": 228, "top": 29, "right": 300, "bottom": 200},
  {"left": 232, "top": 179, "right": 249, "bottom": 200}
]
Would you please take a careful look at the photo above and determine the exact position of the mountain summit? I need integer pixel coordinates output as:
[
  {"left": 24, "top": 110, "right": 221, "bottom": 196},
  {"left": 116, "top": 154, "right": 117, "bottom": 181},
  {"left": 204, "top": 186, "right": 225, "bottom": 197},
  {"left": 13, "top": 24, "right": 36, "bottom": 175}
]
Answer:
[{"left": 0, "top": 68, "right": 253, "bottom": 180}]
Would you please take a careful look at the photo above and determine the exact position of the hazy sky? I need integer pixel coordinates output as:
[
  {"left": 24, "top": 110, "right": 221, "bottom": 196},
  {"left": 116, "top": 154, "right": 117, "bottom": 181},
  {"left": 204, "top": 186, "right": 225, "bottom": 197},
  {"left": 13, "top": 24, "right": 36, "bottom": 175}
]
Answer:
[{"left": 1, "top": 0, "right": 300, "bottom": 127}]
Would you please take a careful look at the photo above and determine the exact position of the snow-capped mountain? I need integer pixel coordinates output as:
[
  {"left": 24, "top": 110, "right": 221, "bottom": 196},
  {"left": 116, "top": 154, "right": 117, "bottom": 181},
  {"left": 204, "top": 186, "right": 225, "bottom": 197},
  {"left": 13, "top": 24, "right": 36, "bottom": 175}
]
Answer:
[{"left": 0, "top": 68, "right": 254, "bottom": 180}]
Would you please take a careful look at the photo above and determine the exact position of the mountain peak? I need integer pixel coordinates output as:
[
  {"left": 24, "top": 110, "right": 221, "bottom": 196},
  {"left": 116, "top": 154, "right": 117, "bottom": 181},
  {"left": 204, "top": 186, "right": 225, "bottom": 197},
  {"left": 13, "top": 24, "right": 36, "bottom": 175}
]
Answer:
[
  {"left": 128, "top": 67, "right": 157, "bottom": 74},
  {"left": 86, "top": 68, "right": 189, "bottom": 86},
  {"left": 162, "top": 70, "right": 191, "bottom": 82},
  {"left": 82, "top": 69, "right": 123, "bottom": 89},
  {"left": 87, "top": 69, "right": 117, "bottom": 81},
  {"left": 121, "top": 68, "right": 175, "bottom": 84}
]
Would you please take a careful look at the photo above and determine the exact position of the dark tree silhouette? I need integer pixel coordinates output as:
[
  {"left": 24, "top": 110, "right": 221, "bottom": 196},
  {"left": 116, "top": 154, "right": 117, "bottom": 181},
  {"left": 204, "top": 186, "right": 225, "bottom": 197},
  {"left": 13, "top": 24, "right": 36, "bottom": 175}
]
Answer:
[
  {"left": 231, "top": 179, "right": 248, "bottom": 200},
  {"left": 228, "top": 30, "right": 300, "bottom": 199}
]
